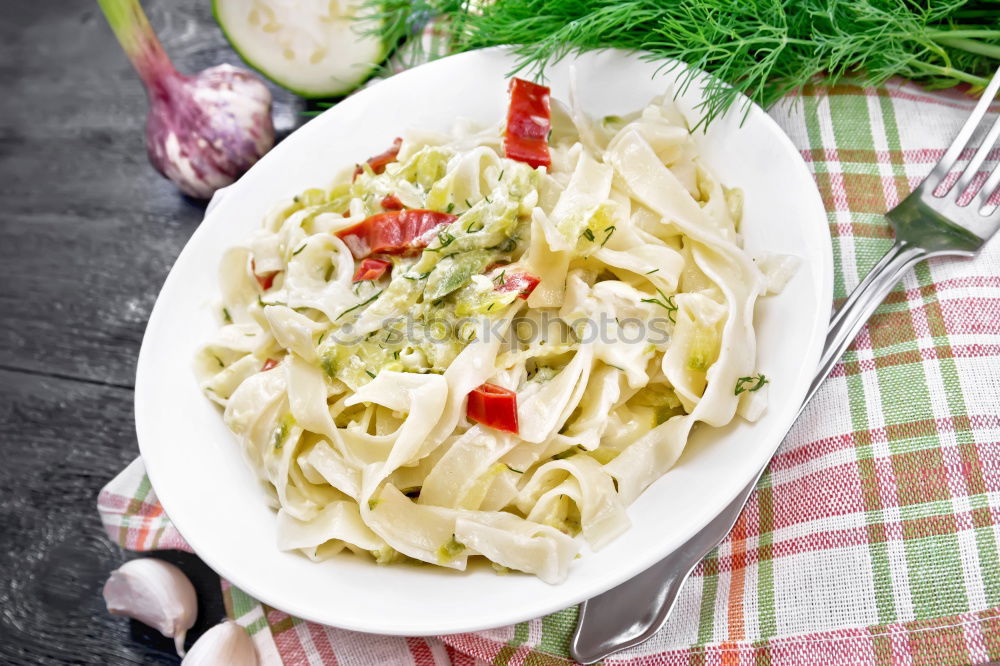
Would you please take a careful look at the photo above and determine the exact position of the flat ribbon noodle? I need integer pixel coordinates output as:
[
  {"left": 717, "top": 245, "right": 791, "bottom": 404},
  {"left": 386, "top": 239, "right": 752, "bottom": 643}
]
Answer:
[{"left": 197, "top": 93, "right": 779, "bottom": 582}]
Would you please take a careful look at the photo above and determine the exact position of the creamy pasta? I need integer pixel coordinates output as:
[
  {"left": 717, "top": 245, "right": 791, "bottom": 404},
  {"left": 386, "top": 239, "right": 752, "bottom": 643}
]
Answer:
[{"left": 195, "top": 80, "right": 782, "bottom": 583}]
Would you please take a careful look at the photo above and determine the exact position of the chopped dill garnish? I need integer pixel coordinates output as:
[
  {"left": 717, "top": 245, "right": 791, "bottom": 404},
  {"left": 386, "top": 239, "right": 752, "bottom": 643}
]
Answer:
[
  {"left": 645, "top": 268, "right": 659, "bottom": 275},
  {"left": 601, "top": 225, "right": 616, "bottom": 247},
  {"left": 581, "top": 228, "right": 596, "bottom": 242},
  {"left": 641, "top": 288, "right": 678, "bottom": 323},
  {"left": 488, "top": 234, "right": 517, "bottom": 253},
  {"left": 403, "top": 269, "right": 433, "bottom": 281},
  {"left": 222, "top": 307, "right": 232, "bottom": 324},
  {"left": 425, "top": 231, "right": 456, "bottom": 252},
  {"left": 336, "top": 290, "right": 382, "bottom": 321},
  {"left": 292, "top": 243, "right": 307, "bottom": 256},
  {"left": 735, "top": 373, "right": 769, "bottom": 395}
]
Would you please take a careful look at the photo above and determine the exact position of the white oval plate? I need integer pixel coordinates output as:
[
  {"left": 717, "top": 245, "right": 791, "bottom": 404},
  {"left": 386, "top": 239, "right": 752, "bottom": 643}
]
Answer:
[{"left": 136, "top": 48, "right": 832, "bottom": 636}]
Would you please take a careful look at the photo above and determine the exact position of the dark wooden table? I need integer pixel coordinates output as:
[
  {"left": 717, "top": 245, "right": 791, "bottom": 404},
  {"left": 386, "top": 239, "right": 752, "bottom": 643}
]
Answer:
[{"left": 0, "top": 2, "right": 306, "bottom": 662}]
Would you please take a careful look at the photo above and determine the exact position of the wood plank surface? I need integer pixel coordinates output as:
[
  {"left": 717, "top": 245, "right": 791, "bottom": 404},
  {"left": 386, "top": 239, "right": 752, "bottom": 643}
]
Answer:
[
  {"left": 0, "top": 0, "right": 306, "bottom": 661},
  {"left": 0, "top": 0, "right": 302, "bottom": 386},
  {"left": 0, "top": 370, "right": 227, "bottom": 664}
]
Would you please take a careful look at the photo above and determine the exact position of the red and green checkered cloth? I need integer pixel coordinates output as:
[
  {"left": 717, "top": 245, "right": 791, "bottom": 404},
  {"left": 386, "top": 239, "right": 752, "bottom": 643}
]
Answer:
[{"left": 98, "top": 77, "right": 1000, "bottom": 665}]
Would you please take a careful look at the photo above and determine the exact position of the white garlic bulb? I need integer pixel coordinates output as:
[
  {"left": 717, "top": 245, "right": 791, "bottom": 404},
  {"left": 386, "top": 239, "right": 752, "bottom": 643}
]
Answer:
[
  {"left": 103, "top": 558, "right": 198, "bottom": 656},
  {"left": 182, "top": 620, "right": 259, "bottom": 665}
]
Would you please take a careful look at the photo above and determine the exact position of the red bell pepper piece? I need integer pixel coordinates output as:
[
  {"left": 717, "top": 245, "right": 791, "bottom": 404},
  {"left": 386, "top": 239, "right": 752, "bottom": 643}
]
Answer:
[
  {"left": 251, "top": 259, "right": 279, "bottom": 291},
  {"left": 495, "top": 271, "right": 541, "bottom": 299},
  {"left": 336, "top": 210, "right": 457, "bottom": 260},
  {"left": 352, "top": 257, "right": 392, "bottom": 282},
  {"left": 380, "top": 193, "right": 404, "bottom": 210},
  {"left": 353, "top": 137, "right": 403, "bottom": 181},
  {"left": 255, "top": 271, "right": 278, "bottom": 290},
  {"left": 261, "top": 358, "right": 280, "bottom": 372},
  {"left": 466, "top": 383, "right": 519, "bottom": 434},
  {"left": 504, "top": 78, "right": 551, "bottom": 169}
]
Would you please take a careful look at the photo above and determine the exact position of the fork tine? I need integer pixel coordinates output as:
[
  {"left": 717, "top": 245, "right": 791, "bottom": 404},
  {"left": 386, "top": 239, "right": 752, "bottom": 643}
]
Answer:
[
  {"left": 956, "top": 112, "right": 1000, "bottom": 198},
  {"left": 931, "top": 66, "right": 1000, "bottom": 192},
  {"left": 980, "top": 161, "right": 1000, "bottom": 215}
]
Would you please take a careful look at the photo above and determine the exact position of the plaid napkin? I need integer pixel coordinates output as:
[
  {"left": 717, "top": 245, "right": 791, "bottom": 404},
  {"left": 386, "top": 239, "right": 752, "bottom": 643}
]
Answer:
[{"left": 98, "top": 75, "right": 1000, "bottom": 665}]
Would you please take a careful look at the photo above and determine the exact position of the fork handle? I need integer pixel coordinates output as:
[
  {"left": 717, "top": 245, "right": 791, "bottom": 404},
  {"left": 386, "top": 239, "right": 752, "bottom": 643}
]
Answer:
[
  {"left": 812, "top": 239, "right": 927, "bottom": 401},
  {"left": 569, "top": 239, "right": 931, "bottom": 665}
]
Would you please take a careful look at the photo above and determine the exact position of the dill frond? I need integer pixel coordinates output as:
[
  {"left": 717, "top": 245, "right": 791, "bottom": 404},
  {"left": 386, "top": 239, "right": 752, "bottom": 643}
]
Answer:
[{"left": 358, "top": 0, "right": 999, "bottom": 127}]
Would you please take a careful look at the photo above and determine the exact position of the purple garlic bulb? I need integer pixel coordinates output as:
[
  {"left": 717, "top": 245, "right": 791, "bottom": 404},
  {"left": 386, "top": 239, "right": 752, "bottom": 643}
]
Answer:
[
  {"left": 99, "top": 0, "right": 275, "bottom": 199},
  {"left": 145, "top": 64, "right": 275, "bottom": 198}
]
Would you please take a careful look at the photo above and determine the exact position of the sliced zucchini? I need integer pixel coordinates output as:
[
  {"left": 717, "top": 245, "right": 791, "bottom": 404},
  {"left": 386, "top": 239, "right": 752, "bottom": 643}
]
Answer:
[
  {"left": 424, "top": 250, "right": 495, "bottom": 301},
  {"left": 213, "top": 0, "right": 387, "bottom": 98}
]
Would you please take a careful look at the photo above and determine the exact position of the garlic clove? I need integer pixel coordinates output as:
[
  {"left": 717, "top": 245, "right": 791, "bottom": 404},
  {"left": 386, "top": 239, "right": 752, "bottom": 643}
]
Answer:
[
  {"left": 103, "top": 558, "right": 198, "bottom": 656},
  {"left": 181, "top": 620, "right": 259, "bottom": 666}
]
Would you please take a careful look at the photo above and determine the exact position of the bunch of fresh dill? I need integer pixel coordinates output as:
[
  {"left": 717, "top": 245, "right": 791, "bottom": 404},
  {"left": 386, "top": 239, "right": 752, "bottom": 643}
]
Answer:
[{"left": 363, "top": 0, "right": 1000, "bottom": 126}]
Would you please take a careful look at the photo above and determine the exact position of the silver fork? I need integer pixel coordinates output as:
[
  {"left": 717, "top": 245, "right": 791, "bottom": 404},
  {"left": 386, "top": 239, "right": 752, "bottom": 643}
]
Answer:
[{"left": 570, "top": 67, "right": 1000, "bottom": 665}]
